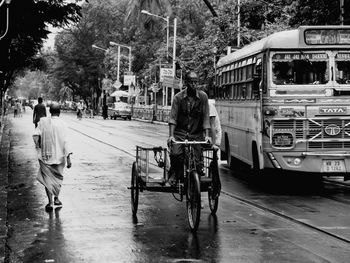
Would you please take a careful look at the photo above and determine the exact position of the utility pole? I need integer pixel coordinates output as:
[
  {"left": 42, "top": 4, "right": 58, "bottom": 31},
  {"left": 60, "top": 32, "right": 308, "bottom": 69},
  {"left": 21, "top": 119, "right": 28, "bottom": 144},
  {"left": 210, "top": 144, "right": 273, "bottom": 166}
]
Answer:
[
  {"left": 340, "top": 0, "right": 345, "bottom": 25},
  {"left": 237, "top": 0, "right": 241, "bottom": 47}
]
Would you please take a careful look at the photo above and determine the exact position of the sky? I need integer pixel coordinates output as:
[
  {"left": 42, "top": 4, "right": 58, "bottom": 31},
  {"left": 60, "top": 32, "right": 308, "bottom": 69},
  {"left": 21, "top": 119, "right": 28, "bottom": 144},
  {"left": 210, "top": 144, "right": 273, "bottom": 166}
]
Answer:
[{"left": 43, "top": 25, "right": 59, "bottom": 50}]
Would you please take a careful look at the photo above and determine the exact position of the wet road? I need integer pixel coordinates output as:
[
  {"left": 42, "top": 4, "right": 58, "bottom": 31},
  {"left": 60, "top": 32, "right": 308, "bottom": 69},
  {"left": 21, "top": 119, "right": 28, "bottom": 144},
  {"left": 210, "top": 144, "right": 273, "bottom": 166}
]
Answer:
[{"left": 2, "top": 109, "right": 350, "bottom": 262}]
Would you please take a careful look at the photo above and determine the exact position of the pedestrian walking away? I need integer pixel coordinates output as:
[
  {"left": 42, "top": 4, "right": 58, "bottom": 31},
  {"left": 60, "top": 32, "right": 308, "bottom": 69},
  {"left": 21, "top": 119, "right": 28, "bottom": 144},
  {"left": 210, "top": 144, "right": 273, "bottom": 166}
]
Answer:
[
  {"left": 33, "top": 97, "right": 47, "bottom": 127},
  {"left": 33, "top": 102, "right": 72, "bottom": 212},
  {"left": 168, "top": 71, "right": 211, "bottom": 184},
  {"left": 14, "top": 100, "right": 22, "bottom": 117}
]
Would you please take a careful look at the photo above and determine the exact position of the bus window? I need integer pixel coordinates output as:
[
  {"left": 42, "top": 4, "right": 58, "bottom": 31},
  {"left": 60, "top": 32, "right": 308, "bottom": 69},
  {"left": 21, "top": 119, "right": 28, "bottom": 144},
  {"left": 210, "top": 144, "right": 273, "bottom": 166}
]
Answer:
[
  {"left": 233, "top": 85, "right": 238, "bottom": 99},
  {"left": 241, "top": 86, "right": 247, "bottom": 99},
  {"left": 246, "top": 82, "right": 252, "bottom": 100},
  {"left": 272, "top": 62, "right": 294, "bottom": 84},
  {"left": 335, "top": 53, "right": 350, "bottom": 84},
  {"left": 272, "top": 53, "right": 329, "bottom": 85}
]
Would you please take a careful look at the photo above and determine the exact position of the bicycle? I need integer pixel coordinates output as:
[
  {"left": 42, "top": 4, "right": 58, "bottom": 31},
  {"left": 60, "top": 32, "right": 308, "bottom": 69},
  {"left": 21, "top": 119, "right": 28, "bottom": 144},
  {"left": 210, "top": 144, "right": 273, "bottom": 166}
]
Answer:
[{"left": 130, "top": 139, "right": 220, "bottom": 232}]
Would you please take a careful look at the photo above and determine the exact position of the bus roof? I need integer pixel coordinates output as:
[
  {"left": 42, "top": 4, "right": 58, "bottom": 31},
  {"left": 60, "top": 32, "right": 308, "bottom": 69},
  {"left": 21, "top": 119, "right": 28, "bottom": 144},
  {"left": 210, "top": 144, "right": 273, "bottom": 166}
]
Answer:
[{"left": 217, "top": 25, "right": 350, "bottom": 68}]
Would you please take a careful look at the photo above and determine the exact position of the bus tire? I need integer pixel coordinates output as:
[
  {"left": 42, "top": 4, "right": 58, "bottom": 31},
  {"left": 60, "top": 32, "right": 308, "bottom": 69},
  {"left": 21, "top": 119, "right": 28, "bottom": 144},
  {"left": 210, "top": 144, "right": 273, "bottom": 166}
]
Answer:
[{"left": 252, "top": 142, "right": 261, "bottom": 176}]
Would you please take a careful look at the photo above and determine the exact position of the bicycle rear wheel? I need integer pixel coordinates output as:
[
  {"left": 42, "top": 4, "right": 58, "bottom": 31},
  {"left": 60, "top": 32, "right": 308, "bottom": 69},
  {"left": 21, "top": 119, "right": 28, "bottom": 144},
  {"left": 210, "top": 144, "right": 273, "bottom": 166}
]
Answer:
[
  {"left": 131, "top": 161, "right": 139, "bottom": 216},
  {"left": 186, "top": 170, "right": 201, "bottom": 232}
]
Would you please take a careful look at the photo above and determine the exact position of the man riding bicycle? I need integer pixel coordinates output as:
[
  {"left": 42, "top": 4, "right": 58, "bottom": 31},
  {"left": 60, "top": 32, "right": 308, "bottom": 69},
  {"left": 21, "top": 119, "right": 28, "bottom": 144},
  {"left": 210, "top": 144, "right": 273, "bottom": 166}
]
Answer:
[{"left": 168, "top": 71, "right": 211, "bottom": 184}]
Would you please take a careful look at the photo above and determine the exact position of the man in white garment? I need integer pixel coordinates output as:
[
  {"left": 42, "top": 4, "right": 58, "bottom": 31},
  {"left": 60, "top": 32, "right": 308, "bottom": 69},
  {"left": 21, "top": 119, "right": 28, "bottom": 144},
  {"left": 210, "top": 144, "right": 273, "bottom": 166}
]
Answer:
[
  {"left": 208, "top": 99, "right": 222, "bottom": 149},
  {"left": 208, "top": 99, "right": 222, "bottom": 198},
  {"left": 35, "top": 102, "right": 72, "bottom": 211}
]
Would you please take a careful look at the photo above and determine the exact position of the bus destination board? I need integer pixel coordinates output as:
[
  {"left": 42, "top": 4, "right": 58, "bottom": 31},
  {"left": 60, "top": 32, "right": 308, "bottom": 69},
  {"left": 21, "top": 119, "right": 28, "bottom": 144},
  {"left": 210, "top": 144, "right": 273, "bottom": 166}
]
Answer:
[{"left": 305, "top": 29, "right": 350, "bottom": 45}]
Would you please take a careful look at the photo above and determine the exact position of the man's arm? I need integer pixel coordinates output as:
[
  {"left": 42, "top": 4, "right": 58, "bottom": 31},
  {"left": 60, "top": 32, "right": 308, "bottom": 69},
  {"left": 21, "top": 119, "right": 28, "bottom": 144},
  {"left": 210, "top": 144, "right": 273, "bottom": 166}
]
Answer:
[
  {"left": 169, "top": 123, "right": 175, "bottom": 138},
  {"left": 33, "top": 106, "right": 36, "bottom": 123}
]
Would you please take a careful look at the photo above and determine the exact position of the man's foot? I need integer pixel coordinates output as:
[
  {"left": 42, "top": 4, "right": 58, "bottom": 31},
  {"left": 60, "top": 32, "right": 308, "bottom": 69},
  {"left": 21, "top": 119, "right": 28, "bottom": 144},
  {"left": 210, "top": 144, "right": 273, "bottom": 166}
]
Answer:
[
  {"left": 54, "top": 197, "right": 62, "bottom": 207},
  {"left": 168, "top": 174, "right": 177, "bottom": 186},
  {"left": 45, "top": 204, "right": 53, "bottom": 212}
]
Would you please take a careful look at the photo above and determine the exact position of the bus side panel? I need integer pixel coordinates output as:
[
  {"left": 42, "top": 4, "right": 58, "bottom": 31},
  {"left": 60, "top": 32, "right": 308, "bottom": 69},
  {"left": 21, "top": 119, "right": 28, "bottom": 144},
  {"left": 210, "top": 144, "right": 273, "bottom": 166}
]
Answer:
[{"left": 217, "top": 100, "right": 261, "bottom": 167}]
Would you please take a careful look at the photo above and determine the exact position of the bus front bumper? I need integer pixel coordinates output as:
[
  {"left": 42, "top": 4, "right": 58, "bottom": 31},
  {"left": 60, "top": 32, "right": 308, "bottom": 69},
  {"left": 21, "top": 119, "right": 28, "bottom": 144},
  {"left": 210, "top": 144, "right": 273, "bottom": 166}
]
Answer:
[{"left": 266, "top": 151, "right": 350, "bottom": 174}]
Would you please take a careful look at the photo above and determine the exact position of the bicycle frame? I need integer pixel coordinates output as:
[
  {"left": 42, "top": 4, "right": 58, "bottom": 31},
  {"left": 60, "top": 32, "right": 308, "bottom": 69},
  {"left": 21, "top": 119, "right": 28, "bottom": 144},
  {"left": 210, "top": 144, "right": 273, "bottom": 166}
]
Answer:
[{"left": 171, "top": 140, "right": 210, "bottom": 194}]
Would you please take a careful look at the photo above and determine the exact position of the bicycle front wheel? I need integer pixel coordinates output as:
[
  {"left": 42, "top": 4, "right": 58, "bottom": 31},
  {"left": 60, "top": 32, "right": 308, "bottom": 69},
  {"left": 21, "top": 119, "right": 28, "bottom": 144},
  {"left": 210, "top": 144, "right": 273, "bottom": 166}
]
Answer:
[{"left": 186, "top": 170, "right": 201, "bottom": 232}]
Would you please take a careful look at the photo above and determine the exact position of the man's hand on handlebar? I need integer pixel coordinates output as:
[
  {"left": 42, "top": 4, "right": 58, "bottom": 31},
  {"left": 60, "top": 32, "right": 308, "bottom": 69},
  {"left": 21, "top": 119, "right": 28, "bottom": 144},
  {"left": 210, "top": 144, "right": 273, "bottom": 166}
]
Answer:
[
  {"left": 205, "top": 136, "right": 212, "bottom": 145},
  {"left": 167, "top": 136, "right": 175, "bottom": 147}
]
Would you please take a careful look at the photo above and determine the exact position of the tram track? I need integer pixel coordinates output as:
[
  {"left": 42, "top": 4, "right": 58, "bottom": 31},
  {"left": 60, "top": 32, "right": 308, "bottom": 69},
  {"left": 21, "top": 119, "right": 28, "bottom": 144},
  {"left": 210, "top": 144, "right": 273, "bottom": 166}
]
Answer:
[
  {"left": 67, "top": 116, "right": 350, "bottom": 244},
  {"left": 65, "top": 114, "right": 166, "bottom": 138},
  {"left": 221, "top": 189, "right": 350, "bottom": 244},
  {"left": 68, "top": 124, "right": 163, "bottom": 169}
]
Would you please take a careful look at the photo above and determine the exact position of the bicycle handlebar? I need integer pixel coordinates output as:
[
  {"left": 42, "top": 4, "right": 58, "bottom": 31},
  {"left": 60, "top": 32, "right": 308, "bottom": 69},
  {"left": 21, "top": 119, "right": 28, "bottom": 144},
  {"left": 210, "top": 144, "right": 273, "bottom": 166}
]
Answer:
[{"left": 170, "top": 139, "right": 211, "bottom": 145}]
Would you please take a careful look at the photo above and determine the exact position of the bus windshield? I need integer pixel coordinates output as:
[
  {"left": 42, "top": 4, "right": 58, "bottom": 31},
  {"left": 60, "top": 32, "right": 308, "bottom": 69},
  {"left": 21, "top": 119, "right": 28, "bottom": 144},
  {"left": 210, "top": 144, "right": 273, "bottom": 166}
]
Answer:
[{"left": 272, "top": 52, "right": 329, "bottom": 85}]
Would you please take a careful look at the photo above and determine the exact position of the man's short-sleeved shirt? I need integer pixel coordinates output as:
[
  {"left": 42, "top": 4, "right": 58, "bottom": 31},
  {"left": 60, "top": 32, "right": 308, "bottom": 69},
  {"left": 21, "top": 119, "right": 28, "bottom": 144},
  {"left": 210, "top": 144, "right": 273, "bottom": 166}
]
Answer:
[
  {"left": 169, "top": 88, "right": 210, "bottom": 136},
  {"left": 33, "top": 103, "right": 47, "bottom": 124}
]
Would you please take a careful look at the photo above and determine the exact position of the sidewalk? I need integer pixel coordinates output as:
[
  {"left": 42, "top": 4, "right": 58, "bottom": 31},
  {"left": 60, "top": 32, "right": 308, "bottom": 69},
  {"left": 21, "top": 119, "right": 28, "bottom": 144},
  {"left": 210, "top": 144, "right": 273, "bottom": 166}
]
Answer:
[
  {"left": 0, "top": 110, "right": 166, "bottom": 262},
  {"left": 0, "top": 114, "right": 9, "bottom": 263}
]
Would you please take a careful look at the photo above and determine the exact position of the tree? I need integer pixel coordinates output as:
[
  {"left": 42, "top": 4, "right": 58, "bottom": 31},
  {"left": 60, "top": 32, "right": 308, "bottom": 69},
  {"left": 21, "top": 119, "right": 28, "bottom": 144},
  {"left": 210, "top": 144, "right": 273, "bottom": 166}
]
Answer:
[
  {"left": 0, "top": 0, "right": 82, "bottom": 95},
  {"left": 289, "top": 0, "right": 345, "bottom": 26},
  {"left": 52, "top": 0, "right": 136, "bottom": 107}
]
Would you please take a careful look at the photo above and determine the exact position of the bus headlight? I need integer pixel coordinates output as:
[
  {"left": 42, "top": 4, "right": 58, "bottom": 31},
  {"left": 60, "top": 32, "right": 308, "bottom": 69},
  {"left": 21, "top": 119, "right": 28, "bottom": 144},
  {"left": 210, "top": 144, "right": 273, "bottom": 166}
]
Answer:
[
  {"left": 272, "top": 133, "right": 294, "bottom": 148},
  {"left": 293, "top": 158, "right": 301, "bottom": 165},
  {"left": 286, "top": 157, "right": 302, "bottom": 166}
]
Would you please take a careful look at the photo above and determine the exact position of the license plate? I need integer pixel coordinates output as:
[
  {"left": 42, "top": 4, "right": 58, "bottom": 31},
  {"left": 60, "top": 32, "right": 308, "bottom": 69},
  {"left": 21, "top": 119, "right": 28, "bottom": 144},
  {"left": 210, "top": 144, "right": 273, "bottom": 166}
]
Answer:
[{"left": 322, "top": 160, "right": 346, "bottom": 173}]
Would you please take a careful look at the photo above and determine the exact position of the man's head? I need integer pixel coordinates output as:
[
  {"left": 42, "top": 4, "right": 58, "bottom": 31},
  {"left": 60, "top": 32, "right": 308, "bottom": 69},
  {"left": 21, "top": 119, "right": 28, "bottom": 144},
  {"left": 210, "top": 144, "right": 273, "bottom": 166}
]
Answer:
[
  {"left": 50, "top": 102, "right": 61, "bottom": 116},
  {"left": 38, "top": 97, "right": 43, "bottom": 103},
  {"left": 184, "top": 71, "right": 198, "bottom": 91}
]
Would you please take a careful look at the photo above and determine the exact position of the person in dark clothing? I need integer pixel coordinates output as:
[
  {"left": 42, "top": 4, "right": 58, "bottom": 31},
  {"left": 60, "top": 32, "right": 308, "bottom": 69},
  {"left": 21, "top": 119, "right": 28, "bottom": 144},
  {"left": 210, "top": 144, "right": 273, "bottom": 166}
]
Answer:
[
  {"left": 167, "top": 71, "right": 210, "bottom": 184},
  {"left": 33, "top": 97, "right": 47, "bottom": 128},
  {"left": 102, "top": 104, "right": 108, "bottom": 120}
]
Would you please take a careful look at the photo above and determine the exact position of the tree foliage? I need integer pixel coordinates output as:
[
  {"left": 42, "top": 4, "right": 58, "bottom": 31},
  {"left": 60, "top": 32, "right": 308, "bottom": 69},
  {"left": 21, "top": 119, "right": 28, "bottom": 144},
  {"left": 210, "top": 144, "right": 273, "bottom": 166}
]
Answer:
[
  {"left": 0, "top": 0, "right": 83, "bottom": 94},
  {"left": 8, "top": 0, "right": 350, "bottom": 103}
]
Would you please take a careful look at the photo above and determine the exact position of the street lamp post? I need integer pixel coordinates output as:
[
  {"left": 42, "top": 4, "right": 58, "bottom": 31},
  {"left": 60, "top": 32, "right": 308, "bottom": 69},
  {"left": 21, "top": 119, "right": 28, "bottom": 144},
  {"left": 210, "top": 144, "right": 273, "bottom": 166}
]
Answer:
[
  {"left": 91, "top": 44, "right": 108, "bottom": 109},
  {"left": 141, "top": 10, "right": 177, "bottom": 107},
  {"left": 109, "top": 41, "right": 132, "bottom": 73},
  {"left": 141, "top": 10, "right": 169, "bottom": 58},
  {"left": 0, "top": 0, "right": 12, "bottom": 40}
]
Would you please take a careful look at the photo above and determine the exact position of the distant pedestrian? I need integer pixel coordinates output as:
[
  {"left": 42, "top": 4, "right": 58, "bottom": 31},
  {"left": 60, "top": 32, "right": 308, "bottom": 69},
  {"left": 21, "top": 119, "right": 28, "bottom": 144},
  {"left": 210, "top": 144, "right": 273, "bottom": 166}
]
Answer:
[
  {"left": 77, "top": 100, "right": 83, "bottom": 120},
  {"left": 34, "top": 102, "right": 72, "bottom": 212},
  {"left": 14, "top": 101, "right": 22, "bottom": 117},
  {"left": 33, "top": 97, "right": 47, "bottom": 127}
]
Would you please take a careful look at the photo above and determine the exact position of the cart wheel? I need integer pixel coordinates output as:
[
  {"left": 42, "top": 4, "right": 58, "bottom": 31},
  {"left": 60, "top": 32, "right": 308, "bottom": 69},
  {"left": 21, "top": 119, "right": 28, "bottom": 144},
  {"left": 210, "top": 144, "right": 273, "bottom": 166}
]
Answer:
[
  {"left": 131, "top": 161, "right": 139, "bottom": 216},
  {"left": 208, "top": 161, "right": 220, "bottom": 215},
  {"left": 186, "top": 170, "right": 201, "bottom": 232}
]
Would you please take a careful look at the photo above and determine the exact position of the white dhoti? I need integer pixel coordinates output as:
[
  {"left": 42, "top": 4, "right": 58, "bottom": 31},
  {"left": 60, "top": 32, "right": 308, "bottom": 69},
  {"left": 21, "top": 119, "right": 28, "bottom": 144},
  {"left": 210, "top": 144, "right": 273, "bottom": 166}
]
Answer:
[{"left": 37, "top": 160, "right": 65, "bottom": 196}]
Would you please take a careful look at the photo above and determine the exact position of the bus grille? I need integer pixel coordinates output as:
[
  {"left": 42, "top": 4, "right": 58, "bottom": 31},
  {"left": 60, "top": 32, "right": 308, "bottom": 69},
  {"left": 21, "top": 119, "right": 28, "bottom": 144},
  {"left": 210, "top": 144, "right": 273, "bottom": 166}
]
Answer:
[{"left": 272, "top": 118, "right": 350, "bottom": 149}]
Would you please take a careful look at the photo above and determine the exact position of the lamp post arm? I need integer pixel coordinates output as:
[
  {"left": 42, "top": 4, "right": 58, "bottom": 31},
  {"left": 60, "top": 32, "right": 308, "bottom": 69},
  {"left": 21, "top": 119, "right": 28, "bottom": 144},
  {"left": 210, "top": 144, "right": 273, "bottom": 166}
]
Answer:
[
  {"left": 92, "top": 45, "right": 108, "bottom": 52},
  {"left": 0, "top": 7, "right": 9, "bottom": 40},
  {"left": 141, "top": 10, "right": 167, "bottom": 22}
]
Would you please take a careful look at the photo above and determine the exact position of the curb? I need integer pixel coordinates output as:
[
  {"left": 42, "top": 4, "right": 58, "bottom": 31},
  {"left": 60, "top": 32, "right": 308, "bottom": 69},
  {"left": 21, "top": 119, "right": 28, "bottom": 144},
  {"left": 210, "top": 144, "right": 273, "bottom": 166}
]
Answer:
[{"left": 131, "top": 118, "right": 168, "bottom": 126}]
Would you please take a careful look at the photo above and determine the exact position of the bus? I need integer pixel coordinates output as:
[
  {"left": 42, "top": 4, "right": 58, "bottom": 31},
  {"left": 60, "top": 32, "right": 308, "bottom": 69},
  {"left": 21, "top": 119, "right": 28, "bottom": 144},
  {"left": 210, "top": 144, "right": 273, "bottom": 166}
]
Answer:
[{"left": 214, "top": 25, "right": 350, "bottom": 179}]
